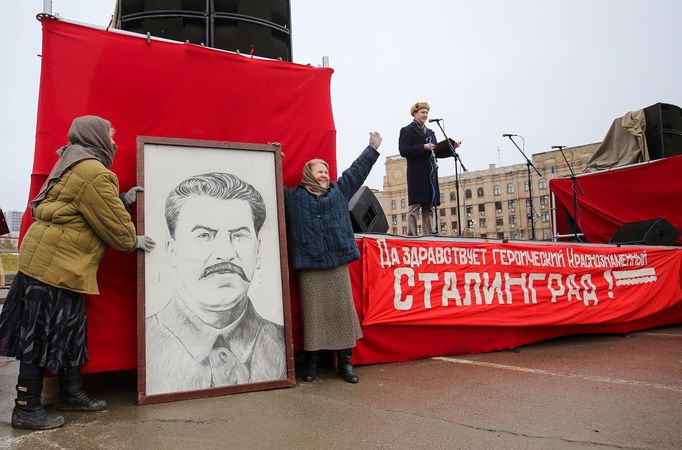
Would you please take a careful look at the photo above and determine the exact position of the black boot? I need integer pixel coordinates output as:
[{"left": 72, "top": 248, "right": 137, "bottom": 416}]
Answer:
[
  {"left": 302, "top": 351, "right": 320, "bottom": 382},
  {"left": 336, "top": 349, "right": 359, "bottom": 384},
  {"left": 12, "top": 375, "right": 65, "bottom": 430},
  {"left": 57, "top": 366, "right": 107, "bottom": 411}
]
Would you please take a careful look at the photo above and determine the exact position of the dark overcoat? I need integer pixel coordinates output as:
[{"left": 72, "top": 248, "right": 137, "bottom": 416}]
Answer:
[
  {"left": 284, "top": 146, "right": 379, "bottom": 271},
  {"left": 399, "top": 121, "right": 452, "bottom": 206}
]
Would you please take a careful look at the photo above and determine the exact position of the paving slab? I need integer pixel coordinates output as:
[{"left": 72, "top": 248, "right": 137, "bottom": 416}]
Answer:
[{"left": 1, "top": 325, "right": 681, "bottom": 449}]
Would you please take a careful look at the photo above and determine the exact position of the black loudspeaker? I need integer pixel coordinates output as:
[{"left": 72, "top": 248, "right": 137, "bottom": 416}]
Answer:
[
  {"left": 643, "top": 103, "right": 682, "bottom": 160},
  {"left": 609, "top": 218, "right": 680, "bottom": 246},
  {"left": 118, "top": 0, "right": 292, "bottom": 61},
  {"left": 348, "top": 186, "right": 389, "bottom": 234}
]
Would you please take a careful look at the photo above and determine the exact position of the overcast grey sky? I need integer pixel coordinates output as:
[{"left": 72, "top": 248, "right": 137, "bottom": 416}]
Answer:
[{"left": 2, "top": 0, "right": 681, "bottom": 211}]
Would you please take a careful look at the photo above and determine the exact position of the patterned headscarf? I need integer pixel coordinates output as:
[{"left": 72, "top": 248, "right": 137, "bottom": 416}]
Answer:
[
  {"left": 30, "top": 116, "right": 117, "bottom": 210},
  {"left": 300, "top": 159, "right": 329, "bottom": 197}
]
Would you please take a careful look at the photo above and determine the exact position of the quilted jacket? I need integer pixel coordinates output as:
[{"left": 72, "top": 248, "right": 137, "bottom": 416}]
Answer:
[
  {"left": 18, "top": 159, "right": 136, "bottom": 294},
  {"left": 284, "top": 146, "right": 379, "bottom": 271}
]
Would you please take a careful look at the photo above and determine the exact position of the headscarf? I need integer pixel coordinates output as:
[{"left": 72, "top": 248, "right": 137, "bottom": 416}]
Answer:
[
  {"left": 29, "top": 116, "right": 117, "bottom": 210},
  {"left": 300, "top": 159, "right": 329, "bottom": 198}
]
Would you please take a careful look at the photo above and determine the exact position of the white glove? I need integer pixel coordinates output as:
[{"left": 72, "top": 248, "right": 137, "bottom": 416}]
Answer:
[
  {"left": 369, "top": 131, "right": 382, "bottom": 150},
  {"left": 135, "top": 235, "right": 156, "bottom": 253},
  {"left": 123, "top": 186, "right": 144, "bottom": 207}
]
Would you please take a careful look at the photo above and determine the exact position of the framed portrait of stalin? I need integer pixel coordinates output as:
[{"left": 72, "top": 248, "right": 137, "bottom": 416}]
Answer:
[{"left": 136, "top": 137, "right": 295, "bottom": 405}]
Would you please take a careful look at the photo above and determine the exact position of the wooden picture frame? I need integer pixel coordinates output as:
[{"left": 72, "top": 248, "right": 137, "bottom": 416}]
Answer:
[{"left": 136, "top": 137, "right": 295, "bottom": 405}]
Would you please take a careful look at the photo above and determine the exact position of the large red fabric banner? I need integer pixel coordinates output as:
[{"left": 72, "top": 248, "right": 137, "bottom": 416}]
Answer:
[
  {"left": 350, "top": 238, "right": 682, "bottom": 365},
  {"left": 550, "top": 155, "right": 682, "bottom": 245},
  {"left": 362, "top": 237, "right": 682, "bottom": 327},
  {"left": 25, "top": 19, "right": 335, "bottom": 372}
]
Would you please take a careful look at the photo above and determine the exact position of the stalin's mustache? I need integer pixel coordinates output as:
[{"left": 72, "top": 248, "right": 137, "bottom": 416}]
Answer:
[{"left": 199, "top": 261, "right": 248, "bottom": 282}]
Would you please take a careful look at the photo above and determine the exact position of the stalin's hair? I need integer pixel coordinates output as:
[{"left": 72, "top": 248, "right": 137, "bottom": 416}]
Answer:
[{"left": 165, "top": 172, "right": 266, "bottom": 238}]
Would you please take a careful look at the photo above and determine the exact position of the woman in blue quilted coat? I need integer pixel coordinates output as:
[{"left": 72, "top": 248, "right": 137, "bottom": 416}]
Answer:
[{"left": 284, "top": 132, "right": 382, "bottom": 383}]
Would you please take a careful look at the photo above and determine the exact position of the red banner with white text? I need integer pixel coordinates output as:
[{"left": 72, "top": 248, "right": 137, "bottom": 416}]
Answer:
[{"left": 362, "top": 238, "right": 682, "bottom": 327}]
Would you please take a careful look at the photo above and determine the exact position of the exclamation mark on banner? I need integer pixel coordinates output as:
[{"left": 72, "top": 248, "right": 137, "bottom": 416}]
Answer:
[{"left": 603, "top": 270, "right": 614, "bottom": 299}]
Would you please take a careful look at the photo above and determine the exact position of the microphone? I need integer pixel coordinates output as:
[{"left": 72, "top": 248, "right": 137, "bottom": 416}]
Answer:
[
  {"left": 502, "top": 133, "right": 517, "bottom": 137},
  {"left": 428, "top": 118, "right": 443, "bottom": 123}
]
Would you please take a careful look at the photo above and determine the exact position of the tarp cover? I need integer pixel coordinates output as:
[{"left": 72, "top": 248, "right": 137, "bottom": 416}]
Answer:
[
  {"left": 583, "top": 109, "right": 648, "bottom": 172},
  {"left": 23, "top": 19, "right": 335, "bottom": 372}
]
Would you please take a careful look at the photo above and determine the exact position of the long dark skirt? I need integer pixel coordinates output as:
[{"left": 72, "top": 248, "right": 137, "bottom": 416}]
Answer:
[{"left": 0, "top": 272, "right": 88, "bottom": 373}]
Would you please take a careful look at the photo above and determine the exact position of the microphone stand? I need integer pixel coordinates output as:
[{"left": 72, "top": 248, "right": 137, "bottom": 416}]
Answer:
[
  {"left": 433, "top": 120, "right": 466, "bottom": 236},
  {"left": 504, "top": 135, "right": 542, "bottom": 240},
  {"left": 553, "top": 145, "right": 585, "bottom": 242}
]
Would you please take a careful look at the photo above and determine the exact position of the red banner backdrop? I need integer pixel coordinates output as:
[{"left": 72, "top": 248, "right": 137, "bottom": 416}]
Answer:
[
  {"left": 361, "top": 238, "right": 682, "bottom": 327},
  {"left": 550, "top": 155, "right": 682, "bottom": 245},
  {"left": 24, "top": 19, "right": 335, "bottom": 372}
]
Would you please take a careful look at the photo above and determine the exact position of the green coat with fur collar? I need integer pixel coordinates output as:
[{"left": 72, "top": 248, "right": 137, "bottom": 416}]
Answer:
[{"left": 18, "top": 159, "right": 136, "bottom": 294}]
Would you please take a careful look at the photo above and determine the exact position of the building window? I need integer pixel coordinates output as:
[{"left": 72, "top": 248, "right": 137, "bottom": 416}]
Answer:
[
  {"left": 450, "top": 207, "right": 457, "bottom": 216},
  {"left": 543, "top": 229, "right": 552, "bottom": 240},
  {"left": 495, "top": 201, "right": 502, "bottom": 213},
  {"left": 466, "top": 205, "right": 473, "bottom": 217},
  {"left": 479, "top": 218, "right": 486, "bottom": 228},
  {"left": 467, "top": 219, "right": 475, "bottom": 229},
  {"left": 392, "top": 214, "right": 398, "bottom": 225},
  {"left": 507, "top": 200, "right": 516, "bottom": 210},
  {"left": 401, "top": 213, "right": 407, "bottom": 222},
  {"left": 440, "top": 193, "right": 445, "bottom": 203},
  {"left": 511, "top": 231, "right": 521, "bottom": 240},
  {"left": 392, "top": 227, "right": 398, "bottom": 234},
  {"left": 391, "top": 200, "right": 396, "bottom": 209},
  {"left": 478, "top": 204, "right": 485, "bottom": 216},
  {"left": 477, "top": 187, "right": 484, "bottom": 197},
  {"left": 465, "top": 189, "right": 472, "bottom": 199},
  {"left": 507, "top": 183, "right": 514, "bottom": 193},
  {"left": 539, "top": 179, "right": 547, "bottom": 189},
  {"left": 439, "top": 208, "right": 446, "bottom": 217},
  {"left": 441, "top": 223, "right": 447, "bottom": 233},
  {"left": 509, "top": 215, "right": 516, "bottom": 225},
  {"left": 451, "top": 221, "right": 458, "bottom": 231},
  {"left": 402, "top": 226, "right": 408, "bottom": 235},
  {"left": 524, "top": 180, "right": 530, "bottom": 191},
  {"left": 494, "top": 185, "right": 501, "bottom": 196},
  {"left": 496, "top": 217, "right": 504, "bottom": 226},
  {"left": 400, "top": 198, "right": 406, "bottom": 208},
  {"left": 416, "top": 225, "right": 422, "bottom": 235},
  {"left": 497, "top": 232, "right": 505, "bottom": 239},
  {"left": 540, "top": 195, "right": 549, "bottom": 209},
  {"left": 450, "top": 191, "right": 457, "bottom": 201},
  {"left": 542, "top": 212, "right": 550, "bottom": 222}
]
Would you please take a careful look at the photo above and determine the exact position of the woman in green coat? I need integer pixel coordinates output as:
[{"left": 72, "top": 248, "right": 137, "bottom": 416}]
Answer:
[{"left": 0, "top": 116, "right": 155, "bottom": 430}]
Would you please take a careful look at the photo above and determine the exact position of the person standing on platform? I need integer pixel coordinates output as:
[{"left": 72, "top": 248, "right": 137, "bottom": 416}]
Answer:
[
  {"left": 399, "top": 102, "right": 459, "bottom": 236},
  {"left": 0, "top": 116, "right": 155, "bottom": 430},
  {"left": 284, "top": 131, "right": 382, "bottom": 384}
]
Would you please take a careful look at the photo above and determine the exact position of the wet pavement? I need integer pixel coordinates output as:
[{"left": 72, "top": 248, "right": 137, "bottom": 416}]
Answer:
[{"left": 1, "top": 325, "right": 681, "bottom": 449}]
